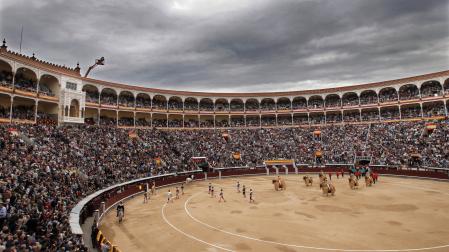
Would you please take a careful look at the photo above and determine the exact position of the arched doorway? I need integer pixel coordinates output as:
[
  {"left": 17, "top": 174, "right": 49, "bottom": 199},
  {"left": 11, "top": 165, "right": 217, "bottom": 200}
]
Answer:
[{"left": 69, "top": 99, "right": 80, "bottom": 117}]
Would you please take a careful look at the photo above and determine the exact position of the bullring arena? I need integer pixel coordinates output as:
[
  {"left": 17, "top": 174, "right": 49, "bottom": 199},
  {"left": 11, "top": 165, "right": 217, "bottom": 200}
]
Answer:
[
  {"left": 98, "top": 173, "right": 449, "bottom": 252},
  {"left": 2, "top": 3, "right": 449, "bottom": 251}
]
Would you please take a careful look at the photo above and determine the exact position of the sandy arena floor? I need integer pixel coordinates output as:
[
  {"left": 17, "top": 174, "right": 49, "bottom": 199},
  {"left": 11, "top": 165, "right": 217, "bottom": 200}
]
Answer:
[{"left": 100, "top": 175, "right": 449, "bottom": 252}]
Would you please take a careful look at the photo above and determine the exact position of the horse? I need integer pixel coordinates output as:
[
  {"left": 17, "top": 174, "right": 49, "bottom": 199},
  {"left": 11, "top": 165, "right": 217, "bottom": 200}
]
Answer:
[
  {"left": 348, "top": 174, "right": 359, "bottom": 190},
  {"left": 319, "top": 175, "right": 327, "bottom": 189},
  {"left": 320, "top": 180, "right": 336, "bottom": 196},
  {"left": 303, "top": 175, "right": 313, "bottom": 187},
  {"left": 365, "top": 175, "right": 374, "bottom": 187},
  {"left": 272, "top": 177, "right": 287, "bottom": 191}
]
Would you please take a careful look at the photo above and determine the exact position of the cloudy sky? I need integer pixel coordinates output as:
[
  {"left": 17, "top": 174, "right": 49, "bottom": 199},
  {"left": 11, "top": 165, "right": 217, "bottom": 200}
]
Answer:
[{"left": 1, "top": 0, "right": 448, "bottom": 92}]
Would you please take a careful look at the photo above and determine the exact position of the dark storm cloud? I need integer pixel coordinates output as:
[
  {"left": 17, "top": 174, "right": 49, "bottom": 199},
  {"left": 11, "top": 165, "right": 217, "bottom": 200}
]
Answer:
[{"left": 1, "top": 0, "right": 448, "bottom": 92}]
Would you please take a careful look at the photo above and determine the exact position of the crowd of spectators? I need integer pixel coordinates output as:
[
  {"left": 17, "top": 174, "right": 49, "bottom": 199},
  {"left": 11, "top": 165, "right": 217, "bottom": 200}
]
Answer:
[
  {"left": 342, "top": 95, "right": 359, "bottom": 106},
  {"left": 38, "top": 84, "right": 54, "bottom": 97},
  {"left": 325, "top": 97, "right": 340, "bottom": 108},
  {"left": 292, "top": 99, "right": 307, "bottom": 109},
  {"left": 184, "top": 100, "right": 198, "bottom": 111},
  {"left": 118, "top": 96, "right": 134, "bottom": 107},
  {"left": 135, "top": 97, "right": 151, "bottom": 108},
  {"left": 379, "top": 89, "right": 398, "bottom": 103},
  {"left": 152, "top": 99, "right": 167, "bottom": 110},
  {"left": 399, "top": 86, "right": 419, "bottom": 100},
  {"left": 84, "top": 91, "right": 99, "bottom": 103},
  {"left": 360, "top": 92, "right": 378, "bottom": 105},
  {"left": 0, "top": 106, "right": 10, "bottom": 119},
  {"left": 421, "top": 84, "right": 442, "bottom": 98},
  {"left": 100, "top": 94, "right": 117, "bottom": 106},
  {"left": 199, "top": 102, "right": 214, "bottom": 111},
  {"left": 12, "top": 106, "right": 35, "bottom": 121},
  {"left": 0, "top": 119, "right": 448, "bottom": 250},
  {"left": 230, "top": 102, "right": 244, "bottom": 111},
  {"left": 168, "top": 100, "right": 183, "bottom": 111},
  {"left": 0, "top": 71, "right": 13, "bottom": 86},
  {"left": 14, "top": 76, "right": 36, "bottom": 92},
  {"left": 260, "top": 101, "right": 276, "bottom": 111}
]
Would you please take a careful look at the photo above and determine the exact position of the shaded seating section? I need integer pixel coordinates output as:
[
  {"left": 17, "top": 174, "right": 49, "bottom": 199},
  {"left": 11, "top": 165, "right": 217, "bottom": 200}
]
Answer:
[
  {"left": 230, "top": 99, "right": 244, "bottom": 111},
  {"left": 401, "top": 105, "right": 421, "bottom": 118},
  {"left": 343, "top": 110, "right": 360, "bottom": 122},
  {"left": 14, "top": 68, "right": 37, "bottom": 92},
  {"left": 423, "top": 102, "right": 445, "bottom": 117},
  {"left": 0, "top": 106, "right": 10, "bottom": 118},
  {"left": 152, "top": 95, "right": 167, "bottom": 110},
  {"left": 215, "top": 117, "right": 230, "bottom": 127},
  {"left": 245, "top": 99, "right": 259, "bottom": 111},
  {"left": 421, "top": 81, "right": 442, "bottom": 98},
  {"left": 136, "top": 93, "right": 151, "bottom": 108},
  {"left": 184, "top": 97, "right": 199, "bottom": 111},
  {"left": 100, "top": 116, "right": 117, "bottom": 126},
  {"left": 278, "top": 115, "right": 292, "bottom": 125},
  {"left": 308, "top": 96, "right": 324, "bottom": 109},
  {"left": 360, "top": 90, "right": 378, "bottom": 105},
  {"left": 83, "top": 85, "right": 100, "bottom": 103},
  {"left": 118, "top": 91, "right": 135, "bottom": 107},
  {"left": 37, "top": 111, "right": 58, "bottom": 125},
  {"left": 215, "top": 99, "right": 229, "bottom": 112},
  {"left": 342, "top": 92, "right": 359, "bottom": 106},
  {"left": 379, "top": 88, "right": 398, "bottom": 103},
  {"left": 380, "top": 106, "right": 400, "bottom": 120},
  {"left": 230, "top": 116, "right": 244, "bottom": 127},
  {"left": 361, "top": 109, "right": 379, "bottom": 121},
  {"left": 153, "top": 118, "right": 167, "bottom": 127},
  {"left": 293, "top": 114, "right": 308, "bottom": 124},
  {"left": 12, "top": 105, "right": 35, "bottom": 120},
  {"left": 325, "top": 94, "right": 341, "bottom": 108},
  {"left": 118, "top": 117, "right": 134, "bottom": 126},
  {"left": 199, "top": 98, "right": 214, "bottom": 111},
  {"left": 260, "top": 98, "right": 276, "bottom": 111},
  {"left": 399, "top": 84, "right": 419, "bottom": 100},
  {"left": 277, "top": 98, "right": 291, "bottom": 110},
  {"left": 261, "top": 115, "right": 276, "bottom": 126},
  {"left": 100, "top": 89, "right": 117, "bottom": 105},
  {"left": 326, "top": 112, "right": 342, "bottom": 123},
  {"left": 292, "top": 97, "right": 307, "bottom": 109},
  {"left": 168, "top": 96, "right": 183, "bottom": 110},
  {"left": 38, "top": 83, "right": 54, "bottom": 96},
  {"left": 0, "top": 60, "right": 13, "bottom": 86},
  {"left": 246, "top": 116, "right": 259, "bottom": 126},
  {"left": 310, "top": 113, "right": 325, "bottom": 124}
]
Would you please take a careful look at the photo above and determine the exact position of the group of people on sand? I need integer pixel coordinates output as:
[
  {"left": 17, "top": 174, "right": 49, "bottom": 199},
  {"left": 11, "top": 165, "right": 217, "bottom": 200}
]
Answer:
[
  {"left": 236, "top": 181, "right": 255, "bottom": 203},
  {"left": 208, "top": 183, "right": 227, "bottom": 203},
  {"left": 142, "top": 181, "right": 158, "bottom": 203},
  {"left": 166, "top": 183, "right": 185, "bottom": 203},
  {"left": 205, "top": 181, "right": 255, "bottom": 203}
]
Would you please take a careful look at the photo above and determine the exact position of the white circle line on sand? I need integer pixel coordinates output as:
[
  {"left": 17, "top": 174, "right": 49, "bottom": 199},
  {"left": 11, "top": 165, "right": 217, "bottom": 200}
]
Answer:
[
  {"left": 183, "top": 180, "right": 449, "bottom": 252},
  {"left": 161, "top": 202, "right": 235, "bottom": 252}
]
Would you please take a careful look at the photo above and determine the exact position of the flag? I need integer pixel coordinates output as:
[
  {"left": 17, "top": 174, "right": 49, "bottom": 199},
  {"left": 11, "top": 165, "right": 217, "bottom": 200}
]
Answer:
[
  {"left": 8, "top": 128, "right": 19, "bottom": 136},
  {"left": 426, "top": 123, "right": 436, "bottom": 130}
]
